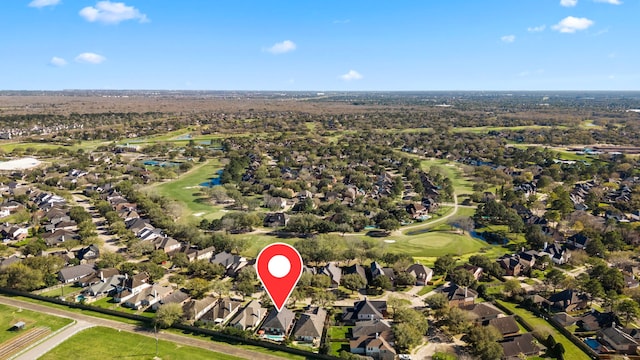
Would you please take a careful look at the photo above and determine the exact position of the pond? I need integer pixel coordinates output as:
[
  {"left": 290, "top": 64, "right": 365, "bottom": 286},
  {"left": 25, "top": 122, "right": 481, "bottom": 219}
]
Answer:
[{"left": 200, "top": 170, "right": 224, "bottom": 187}]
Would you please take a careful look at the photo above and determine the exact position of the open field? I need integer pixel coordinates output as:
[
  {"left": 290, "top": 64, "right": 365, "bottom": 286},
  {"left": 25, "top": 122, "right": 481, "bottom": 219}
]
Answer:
[
  {"left": 497, "top": 300, "right": 590, "bottom": 360},
  {"left": 40, "top": 326, "right": 244, "bottom": 360},
  {"left": 0, "top": 303, "right": 72, "bottom": 344},
  {"left": 148, "top": 159, "right": 225, "bottom": 223}
]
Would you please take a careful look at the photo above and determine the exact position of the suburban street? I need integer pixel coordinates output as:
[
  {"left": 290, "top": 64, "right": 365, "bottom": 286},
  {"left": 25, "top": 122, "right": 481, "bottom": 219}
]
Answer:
[{"left": 0, "top": 296, "right": 286, "bottom": 360}]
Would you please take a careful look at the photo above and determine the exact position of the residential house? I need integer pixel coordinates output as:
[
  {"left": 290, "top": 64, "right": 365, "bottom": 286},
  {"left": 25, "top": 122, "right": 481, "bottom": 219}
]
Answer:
[
  {"left": 210, "top": 251, "right": 248, "bottom": 277},
  {"left": 568, "top": 233, "right": 589, "bottom": 250},
  {"left": 443, "top": 283, "right": 478, "bottom": 308},
  {"left": 292, "top": 307, "right": 327, "bottom": 345},
  {"left": 83, "top": 274, "right": 123, "bottom": 299},
  {"left": 58, "top": 264, "right": 95, "bottom": 284},
  {"left": 182, "top": 296, "right": 218, "bottom": 322},
  {"left": 497, "top": 256, "right": 524, "bottom": 276},
  {"left": 123, "top": 284, "right": 172, "bottom": 310},
  {"left": 406, "top": 263, "right": 433, "bottom": 285},
  {"left": 576, "top": 310, "right": 615, "bottom": 332},
  {"left": 0, "top": 201, "right": 24, "bottom": 213},
  {"left": 319, "top": 262, "right": 342, "bottom": 288},
  {"left": 182, "top": 246, "right": 215, "bottom": 263},
  {"left": 343, "top": 264, "right": 368, "bottom": 288},
  {"left": 152, "top": 290, "right": 190, "bottom": 311},
  {"left": 153, "top": 236, "right": 182, "bottom": 254},
  {"left": 43, "top": 229, "right": 78, "bottom": 247},
  {"left": 113, "top": 272, "right": 151, "bottom": 303},
  {"left": 351, "top": 319, "right": 393, "bottom": 339},
  {"left": 598, "top": 326, "right": 639, "bottom": 354},
  {"left": 260, "top": 307, "right": 296, "bottom": 338},
  {"left": 499, "top": 333, "right": 542, "bottom": 359},
  {"left": 228, "top": 300, "right": 266, "bottom": 330},
  {"left": 540, "top": 242, "right": 571, "bottom": 265},
  {"left": 0, "top": 224, "right": 29, "bottom": 241},
  {"left": 0, "top": 255, "right": 22, "bottom": 269},
  {"left": 547, "top": 289, "right": 588, "bottom": 312},
  {"left": 467, "top": 302, "right": 504, "bottom": 323},
  {"left": 349, "top": 333, "right": 396, "bottom": 360},
  {"left": 343, "top": 298, "right": 388, "bottom": 324},
  {"left": 552, "top": 312, "right": 577, "bottom": 327},
  {"left": 405, "top": 203, "right": 428, "bottom": 220},
  {"left": 370, "top": 262, "right": 395, "bottom": 284},
  {"left": 457, "top": 264, "right": 483, "bottom": 280},
  {"left": 265, "top": 197, "right": 287, "bottom": 210},
  {"left": 487, "top": 316, "right": 520, "bottom": 338},
  {"left": 200, "top": 298, "right": 242, "bottom": 325},
  {"left": 76, "top": 244, "right": 100, "bottom": 262},
  {"left": 263, "top": 212, "right": 289, "bottom": 227}
]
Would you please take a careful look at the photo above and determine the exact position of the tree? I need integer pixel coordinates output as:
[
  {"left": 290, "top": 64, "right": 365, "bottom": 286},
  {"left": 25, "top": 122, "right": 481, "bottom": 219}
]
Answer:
[
  {"left": 155, "top": 303, "right": 183, "bottom": 328},
  {"left": 395, "top": 307, "right": 428, "bottom": 334},
  {"left": 503, "top": 279, "right": 523, "bottom": 298},
  {"left": 586, "top": 238, "right": 606, "bottom": 257},
  {"left": 434, "top": 254, "right": 457, "bottom": 278},
  {"left": 525, "top": 225, "right": 550, "bottom": 249},
  {"left": 96, "top": 251, "right": 125, "bottom": 268},
  {"left": 171, "top": 253, "right": 190, "bottom": 268},
  {"left": 615, "top": 299, "right": 640, "bottom": 326},
  {"left": 211, "top": 280, "right": 232, "bottom": 299},
  {"left": 149, "top": 250, "right": 169, "bottom": 264},
  {"left": 394, "top": 322, "right": 423, "bottom": 352},
  {"left": 441, "top": 306, "right": 471, "bottom": 334},
  {"left": 0, "top": 263, "right": 44, "bottom": 291},
  {"left": 450, "top": 269, "right": 474, "bottom": 288},
  {"left": 468, "top": 325, "right": 504, "bottom": 360},
  {"left": 425, "top": 293, "right": 449, "bottom": 311},
  {"left": 544, "top": 268, "right": 566, "bottom": 293},
  {"left": 379, "top": 218, "right": 400, "bottom": 231},
  {"left": 584, "top": 278, "right": 605, "bottom": 304},
  {"left": 388, "top": 296, "right": 412, "bottom": 316},
  {"left": 185, "top": 278, "right": 211, "bottom": 299},
  {"left": 395, "top": 272, "right": 416, "bottom": 287},
  {"left": 448, "top": 216, "right": 475, "bottom": 234},
  {"left": 341, "top": 273, "right": 366, "bottom": 293},
  {"left": 372, "top": 275, "right": 393, "bottom": 291}
]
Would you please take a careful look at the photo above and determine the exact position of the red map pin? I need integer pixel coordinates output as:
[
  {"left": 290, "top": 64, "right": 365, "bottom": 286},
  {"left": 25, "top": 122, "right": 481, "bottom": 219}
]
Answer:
[{"left": 255, "top": 243, "right": 303, "bottom": 312}]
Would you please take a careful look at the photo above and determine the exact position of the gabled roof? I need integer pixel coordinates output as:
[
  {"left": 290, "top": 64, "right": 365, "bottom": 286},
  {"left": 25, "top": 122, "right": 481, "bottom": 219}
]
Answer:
[
  {"left": 293, "top": 307, "right": 327, "bottom": 338},
  {"left": 229, "top": 300, "right": 265, "bottom": 329},
  {"left": 320, "top": 262, "right": 342, "bottom": 284},
  {"left": 500, "top": 333, "right": 541, "bottom": 358},
  {"left": 352, "top": 319, "right": 392, "bottom": 338},
  {"left": 600, "top": 326, "right": 639, "bottom": 346},
  {"left": 58, "top": 264, "right": 95, "bottom": 282},
  {"left": 353, "top": 298, "right": 386, "bottom": 318},
  {"left": 487, "top": 316, "right": 520, "bottom": 336},
  {"left": 261, "top": 307, "right": 295, "bottom": 331},
  {"left": 406, "top": 263, "right": 433, "bottom": 280},
  {"left": 344, "top": 264, "right": 367, "bottom": 283},
  {"left": 444, "top": 283, "right": 478, "bottom": 301},
  {"left": 467, "top": 302, "right": 504, "bottom": 321}
]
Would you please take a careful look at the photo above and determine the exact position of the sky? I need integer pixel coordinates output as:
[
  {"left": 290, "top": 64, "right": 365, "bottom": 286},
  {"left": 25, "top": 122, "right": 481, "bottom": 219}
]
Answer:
[{"left": 1, "top": 0, "right": 639, "bottom": 91}]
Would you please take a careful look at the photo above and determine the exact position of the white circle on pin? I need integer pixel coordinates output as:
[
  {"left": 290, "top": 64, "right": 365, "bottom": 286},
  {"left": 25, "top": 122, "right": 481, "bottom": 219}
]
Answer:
[{"left": 268, "top": 255, "right": 291, "bottom": 278}]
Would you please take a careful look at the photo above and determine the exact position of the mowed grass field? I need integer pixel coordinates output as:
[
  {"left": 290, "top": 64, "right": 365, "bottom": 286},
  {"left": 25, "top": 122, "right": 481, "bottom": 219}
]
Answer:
[
  {"left": 497, "top": 301, "right": 591, "bottom": 360},
  {"left": 0, "top": 303, "right": 72, "bottom": 344},
  {"left": 41, "top": 327, "right": 244, "bottom": 360},
  {"left": 420, "top": 158, "right": 473, "bottom": 194},
  {"left": 149, "top": 159, "right": 225, "bottom": 223}
]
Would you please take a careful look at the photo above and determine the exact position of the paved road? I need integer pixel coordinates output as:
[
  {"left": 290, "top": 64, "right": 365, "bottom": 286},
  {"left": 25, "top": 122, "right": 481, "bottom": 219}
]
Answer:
[
  {"left": 13, "top": 320, "right": 94, "bottom": 360},
  {"left": 0, "top": 296, "right": 285, "bottom": 360}
]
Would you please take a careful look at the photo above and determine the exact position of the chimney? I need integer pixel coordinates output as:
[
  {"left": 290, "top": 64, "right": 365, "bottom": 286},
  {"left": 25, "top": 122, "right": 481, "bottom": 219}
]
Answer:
[
  {"left": 375, "top": 332, "right": 379, "bottom": 339},
  {"left": 544, "top": 241, "right": 548, "bottom": 250},
  {"left": 465, "top": 286, "right": 468, "bottom": 298},
  {"left": 100, "top": 271, "right": 104, "bottom": 281},
  {"left": 154, "top": 289, "right": 158, "bottom": 298}
]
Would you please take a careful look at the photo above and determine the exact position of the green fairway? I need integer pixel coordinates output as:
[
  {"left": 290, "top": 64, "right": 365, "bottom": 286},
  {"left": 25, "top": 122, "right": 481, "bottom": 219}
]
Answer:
[
  {"left": 149, "top": 159, "right": 225, "bottom": 223},
  {"left": 41, "top": 327, "right": 243, "bottom": 360},
  {"left": 451, "top": 125, "right": 568, "bottom": 133},
  {"left": 0, "top": 303, "right": 72, "bottom": 344},
  {"left": 497, "top": 300, "right": 591, "bottom": 360},
  {"left": 387, "top": 229, "right": 488, "bottom": 258},
  {"left": 420, "top": 158, "right": 473, "bottom": 194}
]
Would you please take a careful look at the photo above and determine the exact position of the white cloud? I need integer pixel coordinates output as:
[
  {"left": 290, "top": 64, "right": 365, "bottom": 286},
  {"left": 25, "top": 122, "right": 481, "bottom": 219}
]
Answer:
[
  {"left": 28, "top": 0, "right": 60, "bottom": 8},
  {"left": 595, "top": 0, "right": 622, "bottom": 4},
  {"left": 560, "top": 0, "right": 578, "bottom": 7},
  {"left": 527, "top": 25, "right": 546, "bottom": 32},
  {"left": 501, "top": 35, "right": 516, "bottom": 43},
  {"left": 552, "top": 16, "right": 594, "bottom": 33},
  {"left": 340, "top": 70, "right": 363, "bottom": 81},
  {"left": 266, "top": 40, "right": 296, "bottom": 54},
  {"left": 49, "top": 56, "right": 67, "bottom": 67},
  {"left": 79, "top": 1, "right": 149, "bottom": 24},
  {"left": 75, "top": 52, "right": 106, "bottom": 64}
]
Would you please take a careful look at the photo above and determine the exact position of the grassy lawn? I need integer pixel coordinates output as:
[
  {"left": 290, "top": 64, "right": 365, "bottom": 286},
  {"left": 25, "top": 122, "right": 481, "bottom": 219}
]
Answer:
[
  {"left": 496, "top": 300, "right": 590, "bottom": 360},
  {"left": 41, "top": 326, "right": 244, "bottom": 360},
  {"left": 328, "top": 326, "right": 352, "bottom": 340},
  {"left": 40, "top": 284, "right": 81, "bottom": 298},
  {"left": 420, "top": 158, "right": 473, "bottom": 195},
  {"left": 0, "top": 303, "right": 73, "bottom": 344},
  {"left": 149, "top": 159, "right": 225, "bottom": 223},
  {"left": 451, "top": 125, "right": 568, "bottom": 133}
]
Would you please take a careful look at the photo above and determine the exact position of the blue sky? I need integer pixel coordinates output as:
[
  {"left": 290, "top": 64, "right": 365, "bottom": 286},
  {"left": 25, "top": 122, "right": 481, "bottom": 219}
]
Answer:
[{"left": 1, "top": 0, "right": 638, "bottom": 90}]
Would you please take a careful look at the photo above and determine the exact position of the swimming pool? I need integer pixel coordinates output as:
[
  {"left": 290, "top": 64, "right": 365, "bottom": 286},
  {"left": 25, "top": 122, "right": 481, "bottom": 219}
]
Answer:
[
  {"left": 585, "top": 338, "right": 600, "bottom": 351},
  {"left": 262, "top": 334, "right": 285, "bottom": 341}
]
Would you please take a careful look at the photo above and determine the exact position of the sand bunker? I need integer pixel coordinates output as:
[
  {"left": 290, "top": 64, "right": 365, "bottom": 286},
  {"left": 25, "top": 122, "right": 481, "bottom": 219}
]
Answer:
[{"left": 0, "top": 157, "right": 42, "bottom": 171}]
